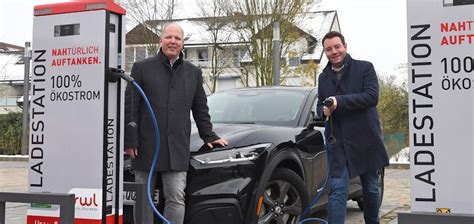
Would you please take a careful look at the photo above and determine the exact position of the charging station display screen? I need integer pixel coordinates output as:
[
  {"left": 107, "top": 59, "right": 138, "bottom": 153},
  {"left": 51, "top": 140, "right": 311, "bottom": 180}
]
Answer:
[{"left": 54, "top": 23, "right": 80, "bottom": 36}]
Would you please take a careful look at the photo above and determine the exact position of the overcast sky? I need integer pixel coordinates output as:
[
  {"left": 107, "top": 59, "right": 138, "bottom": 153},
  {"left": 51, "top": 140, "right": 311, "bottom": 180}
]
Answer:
[{"left": 0, "top": 0, "right": 407, "bottom": 75}]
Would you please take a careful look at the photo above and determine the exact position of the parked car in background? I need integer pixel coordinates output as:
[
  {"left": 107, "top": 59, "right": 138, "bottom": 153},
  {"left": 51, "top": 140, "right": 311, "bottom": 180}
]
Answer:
[{"left": 124, "top": 86, "right": 384, "bottom": 224}]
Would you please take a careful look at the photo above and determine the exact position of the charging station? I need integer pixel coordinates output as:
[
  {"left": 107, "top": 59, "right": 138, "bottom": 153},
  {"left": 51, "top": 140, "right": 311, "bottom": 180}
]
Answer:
[
  {"left": 402, "top": 0, "right": 474, "bottom": 223},
  {"left": 29, "top": 1, "right": 126, "bottom": 223}
]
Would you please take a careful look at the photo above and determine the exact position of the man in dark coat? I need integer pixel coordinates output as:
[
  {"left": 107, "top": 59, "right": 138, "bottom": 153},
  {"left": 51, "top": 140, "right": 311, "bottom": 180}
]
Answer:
[
  {"left": 317, "top": 31, "right": 389, "bottom": 224},
  {"left": 124, "top": 22, "right": 228, "bottom": 224}
]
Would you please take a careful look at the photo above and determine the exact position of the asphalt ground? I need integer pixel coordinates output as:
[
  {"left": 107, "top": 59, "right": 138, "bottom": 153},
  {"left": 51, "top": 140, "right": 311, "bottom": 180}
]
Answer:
[{"left": 0, "top": 161, "right": 410, "bottom": 224}]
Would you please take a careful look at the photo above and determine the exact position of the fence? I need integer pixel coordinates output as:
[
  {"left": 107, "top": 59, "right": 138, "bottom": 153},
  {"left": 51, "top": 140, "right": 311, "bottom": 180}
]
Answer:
[{"left": 383, "top": 132, "right": 407, "bottom": 160}]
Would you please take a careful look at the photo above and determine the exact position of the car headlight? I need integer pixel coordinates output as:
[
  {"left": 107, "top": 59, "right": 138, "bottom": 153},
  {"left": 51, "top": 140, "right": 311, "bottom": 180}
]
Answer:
[{"left": 192, "top": 143, "right": 271, "bottom": 165}]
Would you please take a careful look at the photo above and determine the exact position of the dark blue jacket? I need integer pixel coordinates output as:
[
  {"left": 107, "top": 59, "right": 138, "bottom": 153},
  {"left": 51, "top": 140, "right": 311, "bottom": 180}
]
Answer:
[{"left": 317, "top": 54, "right": 389, "bottom": 178}]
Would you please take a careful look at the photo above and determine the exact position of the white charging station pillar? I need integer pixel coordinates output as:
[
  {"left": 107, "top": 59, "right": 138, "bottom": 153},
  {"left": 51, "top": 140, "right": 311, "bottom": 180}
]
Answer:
[
  {"left": 401, "top": 1, "right": 474, "bottom": 223},
  {"left": 29, "top": 1, "right": 125, "bottom": 223}
]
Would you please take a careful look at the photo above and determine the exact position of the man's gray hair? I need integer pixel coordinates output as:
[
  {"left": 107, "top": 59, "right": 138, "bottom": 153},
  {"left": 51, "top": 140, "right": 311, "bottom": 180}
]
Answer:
[{"left": 162, "top": 22, "right": 184, "bottom": 38}]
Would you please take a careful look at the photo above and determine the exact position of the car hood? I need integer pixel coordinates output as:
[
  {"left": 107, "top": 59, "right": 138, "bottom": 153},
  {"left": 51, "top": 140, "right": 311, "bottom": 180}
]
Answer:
[{"left": 190, "top": 123, "right": 300, "bottom": 153}]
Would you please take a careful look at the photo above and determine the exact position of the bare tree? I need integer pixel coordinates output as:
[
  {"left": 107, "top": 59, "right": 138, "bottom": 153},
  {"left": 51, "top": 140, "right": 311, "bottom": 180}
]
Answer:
[
  {"left": 218, "top": 0, "right": 314, "bottom": 86},
  {"left": 0, "top": 54, "right": 20, "bottom": 80},
  {"left": 122, "top": 0, "right": 179, "bottom": 55},
  {"left": 196, "top": 0, "right": 238, "bottom": 93}
]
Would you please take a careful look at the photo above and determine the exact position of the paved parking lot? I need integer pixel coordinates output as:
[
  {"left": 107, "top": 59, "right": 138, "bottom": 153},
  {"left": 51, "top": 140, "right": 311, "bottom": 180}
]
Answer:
[
  {"left": 0, "top": 161, "right": 28, "bottom": 224},
  {"left": 309, "top": 168, "right": 411, "bottom": 224},
  {"left": 0, "top": 161, "right": 410, "bottom": 223}
]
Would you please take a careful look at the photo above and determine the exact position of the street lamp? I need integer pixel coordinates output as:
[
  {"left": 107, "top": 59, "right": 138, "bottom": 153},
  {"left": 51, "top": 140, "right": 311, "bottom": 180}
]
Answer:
[{"left": 273, "top": 21, "right": 280, "bottom": 86}]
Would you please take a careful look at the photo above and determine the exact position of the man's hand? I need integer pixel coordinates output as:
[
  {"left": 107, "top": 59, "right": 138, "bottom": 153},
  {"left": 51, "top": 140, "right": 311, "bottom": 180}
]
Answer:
[
  {"left": 126, "top": 147, "right": 138, "bottom": 159},
  {"left": 323, "top": 96, "right": 338, "bottom": 117},
  {"left": 207, "top": 138, "right": 229, "bottom": 149}
]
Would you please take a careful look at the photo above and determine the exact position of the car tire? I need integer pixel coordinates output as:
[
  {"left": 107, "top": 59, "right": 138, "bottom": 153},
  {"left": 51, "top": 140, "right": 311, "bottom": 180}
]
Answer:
[
  {"left": 356, "top": 168, "right": 385, "bottom": 211},
  {"left": 257, "top": 168, "right": 309, "bottom": 224}
]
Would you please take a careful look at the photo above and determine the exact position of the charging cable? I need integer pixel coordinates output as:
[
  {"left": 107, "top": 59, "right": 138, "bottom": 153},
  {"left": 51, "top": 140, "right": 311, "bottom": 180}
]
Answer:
[{"left": 112, "top": 69, "right": 171, "bottom": 224}]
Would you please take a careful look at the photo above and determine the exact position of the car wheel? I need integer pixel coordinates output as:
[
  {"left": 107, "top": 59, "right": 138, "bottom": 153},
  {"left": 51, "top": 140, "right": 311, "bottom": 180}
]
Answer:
[
  {"left": 257, "top": 168, "right": 309, "bottom": 224},
  {"left": 356, "top": 168, "right": 385, "bottom": 211}
]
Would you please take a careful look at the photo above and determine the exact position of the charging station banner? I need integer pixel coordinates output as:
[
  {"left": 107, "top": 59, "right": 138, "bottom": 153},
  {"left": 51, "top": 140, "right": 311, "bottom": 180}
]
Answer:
[
  {"left": 407, "top": 0, "right": 473, "bottom": 214},
  {"left": 29, "top": 9, "right": 122, "bottom": 223}
]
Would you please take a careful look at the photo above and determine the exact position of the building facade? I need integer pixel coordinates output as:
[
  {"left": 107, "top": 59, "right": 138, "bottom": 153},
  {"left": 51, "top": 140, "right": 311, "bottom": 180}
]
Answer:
[
  {"left": 125, "top": 11, "right": 340, "bottom": 93},
  {"left": 0, "top": 42, "right": 25, "bottom": 114}
]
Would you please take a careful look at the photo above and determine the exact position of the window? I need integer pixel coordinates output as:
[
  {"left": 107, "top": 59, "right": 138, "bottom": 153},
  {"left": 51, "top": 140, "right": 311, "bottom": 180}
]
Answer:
[
  {"left": 125, "top": 46, "right": 150, "bottom": 72},
  {"left": 183, "top": 49, "right": 188, "bottom": 59},
  {"left": 288, "top": 57, "right": 300, "bottom": 67},
  {"left": 125, "top": 47, "right": 134, "bottom": 71},
  {"left": 233, "top": 48, "right": 245, "bottom": 67},
  {"left": 136, "top": 47, "right": 146, "bottom": 61},
  {"left": 0, "top": 97, "right": 20, "bottom": 106},
  {"left": 197, "top": 49, "right": 208, "bottom": 62},
  {"left": 307, "top": 38, "right": 316, "bottom": 54}
]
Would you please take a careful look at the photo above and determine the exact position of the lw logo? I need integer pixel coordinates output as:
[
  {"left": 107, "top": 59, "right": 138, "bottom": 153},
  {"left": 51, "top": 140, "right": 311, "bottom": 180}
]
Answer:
[{"left": 436, "top": 208, "right": 451, "bottom": 213}]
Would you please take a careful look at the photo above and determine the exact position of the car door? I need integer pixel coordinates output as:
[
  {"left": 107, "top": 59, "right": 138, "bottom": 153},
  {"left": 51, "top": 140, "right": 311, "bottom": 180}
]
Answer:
[{"left": 307, "top": 96, "right": 329, "bottom": 201}]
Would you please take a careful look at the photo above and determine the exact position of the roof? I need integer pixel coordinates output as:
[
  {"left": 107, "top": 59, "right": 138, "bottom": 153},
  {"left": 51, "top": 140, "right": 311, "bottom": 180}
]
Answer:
[
  {"left": 126, "top": 17, "right": 243, "bottom": 46},
  {"left": 126, "top": 11, "right": 338, "bottom": 55},
  {"left": 126, "top": 24, "right": 160, "bottom": 45},
  {"left": 299, "top": 11, "right": 337, "bottom": 61},
  {"left": 176, "top": 19, "right": 242, "bottom": 46},
  {"left": 0, "top": 42, "right": 24, "bottom": 53}
]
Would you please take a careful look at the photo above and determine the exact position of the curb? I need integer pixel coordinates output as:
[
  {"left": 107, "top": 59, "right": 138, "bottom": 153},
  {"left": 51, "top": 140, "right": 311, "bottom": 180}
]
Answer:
[
  {"left": 0, "top": 155, "right": 28, "bottom": 162},
  {"left": 388, "top": 162, "right": 410, "bottom": 169}
]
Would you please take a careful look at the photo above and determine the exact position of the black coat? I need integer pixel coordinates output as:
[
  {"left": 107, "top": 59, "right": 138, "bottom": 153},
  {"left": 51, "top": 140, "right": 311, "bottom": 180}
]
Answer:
[
  {"left": 124, "top": 51, "right": 219, "bottom": 171},
  {"left": 317, "top": 54, "right": 389, "bottom": 178}
]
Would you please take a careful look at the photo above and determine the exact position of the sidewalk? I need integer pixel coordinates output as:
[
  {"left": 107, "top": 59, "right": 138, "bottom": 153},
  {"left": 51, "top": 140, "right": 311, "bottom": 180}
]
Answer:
[
  {"left": 378, "top": 168, "right": 411, "bottom": 224},
  {"left": 0, "top": 161, "right": 28, "bottom": 224},
  {"left": 0, "top": 160, "right": 411, "bottom": 224},
  {"left": 309, "top": 168, "right": 411, "bottom": 224}
]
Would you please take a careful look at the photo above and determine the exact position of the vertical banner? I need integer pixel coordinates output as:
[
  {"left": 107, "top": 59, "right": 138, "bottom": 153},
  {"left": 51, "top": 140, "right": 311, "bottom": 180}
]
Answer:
[{"left": 407, "top": 0, "right": 473, "bottom": 214}]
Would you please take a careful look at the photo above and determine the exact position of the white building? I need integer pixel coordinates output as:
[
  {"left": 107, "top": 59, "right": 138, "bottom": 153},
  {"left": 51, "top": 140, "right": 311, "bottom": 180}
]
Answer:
[
  {"left": 125, "top": 10, "right": 340, "bottom": 93},
  {"left": 0, "top": 42, "right": 24, "bottom": 114}
]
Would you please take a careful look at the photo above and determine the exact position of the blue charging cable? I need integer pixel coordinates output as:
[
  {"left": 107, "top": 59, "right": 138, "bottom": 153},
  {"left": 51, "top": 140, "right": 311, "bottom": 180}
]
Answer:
[
  {"left": 115, "top": 68, "right": 171, "bottom": 224},
  {"left": 297, "top": 121, "right": 332, "bottom": 224},
  {"left": 130, "top": 80, "right": 171, "bottom": 224}
]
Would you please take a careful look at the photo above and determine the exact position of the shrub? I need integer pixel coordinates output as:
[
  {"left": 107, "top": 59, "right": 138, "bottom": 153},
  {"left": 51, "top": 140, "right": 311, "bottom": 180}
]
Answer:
[{"left": 0, "top": 112, "right": 23, "bottom": 155}]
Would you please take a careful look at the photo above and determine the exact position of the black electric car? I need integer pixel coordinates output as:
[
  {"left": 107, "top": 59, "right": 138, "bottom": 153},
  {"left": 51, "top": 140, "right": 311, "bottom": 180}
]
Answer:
[{"left": 124, "top": 86, "right": 384, "bottom": 224}]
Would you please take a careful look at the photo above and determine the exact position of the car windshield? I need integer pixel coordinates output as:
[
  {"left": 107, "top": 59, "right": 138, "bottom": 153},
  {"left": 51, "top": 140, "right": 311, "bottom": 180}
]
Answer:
[{"left": 206, "top": 89, "right": 307, "bottom": 126}]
